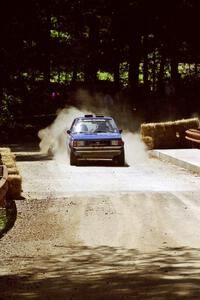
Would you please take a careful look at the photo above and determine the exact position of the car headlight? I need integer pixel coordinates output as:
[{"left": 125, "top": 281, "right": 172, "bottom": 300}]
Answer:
[
  {"left": 77, "top": 141, "right": 85, "bottom": 146},
  {"left": 72, "top": 140, "right": 85, "bottom": 147},
  {"left": 111, "top": 139, "right": 124, "bottom": 146}
]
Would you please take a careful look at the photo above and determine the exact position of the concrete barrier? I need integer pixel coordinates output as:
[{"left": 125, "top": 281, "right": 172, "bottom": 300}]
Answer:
[
  {"left": 150, "top": 149, "right": 200, "bottom": 175},
  {"left": 0, "top": 165, "right": 8, "bottom": 207}
]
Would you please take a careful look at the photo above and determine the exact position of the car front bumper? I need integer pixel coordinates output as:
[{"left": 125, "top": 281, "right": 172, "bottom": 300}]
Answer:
[{"left": 71, "top": 146, "right": 123, "bottom": 159}]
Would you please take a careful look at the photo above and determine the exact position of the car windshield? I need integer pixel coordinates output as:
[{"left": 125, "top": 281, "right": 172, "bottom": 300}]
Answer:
[{"left": 72, "top": 119, "right": 119, "bottom": 134}]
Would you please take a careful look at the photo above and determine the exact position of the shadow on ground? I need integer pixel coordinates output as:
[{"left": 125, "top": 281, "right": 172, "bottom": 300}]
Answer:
[
  {"left": 15, "top": 153, "right": 51, "bottom": 162},
  {"left": 2, "top": 143, "right": 51, "bottom": 162},
  {"left": 77, "top": 159, "right": 129, "bottom": 167},
  {"left": 1, "top": 245, "right": 200, "bottom": 299},
  {"left": 2, "top": 143, "right": 40, "bottom": 153}
]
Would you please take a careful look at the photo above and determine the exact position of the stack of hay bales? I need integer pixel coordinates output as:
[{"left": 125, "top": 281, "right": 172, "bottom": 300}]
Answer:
[
  {"left": 0, "top": 148, "right": 22, "bottom": 199},
  {"left": 141, "top": 117, "right": 200, "bottom": 150}
]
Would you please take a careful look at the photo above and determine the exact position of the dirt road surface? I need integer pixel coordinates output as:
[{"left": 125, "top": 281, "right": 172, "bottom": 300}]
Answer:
[{"left": 1, "top": 145, "right": 200, "bottom": 299}]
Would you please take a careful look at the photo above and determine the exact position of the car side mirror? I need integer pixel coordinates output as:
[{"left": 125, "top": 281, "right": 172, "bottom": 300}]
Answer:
[
  {"left": 119, "top": 129, "right": 123, "bottom": 133},
  {"left": 66, "top": 129, "right": 71, "bottom": 134}
]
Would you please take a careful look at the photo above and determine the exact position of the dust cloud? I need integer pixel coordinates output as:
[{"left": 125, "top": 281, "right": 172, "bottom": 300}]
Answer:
[
  {"left": 123, "top": 132, "right": 149, "bottom": 165},
  {"left": 38, "top": 89, "right": 149, "bottom": 166},
  {"left": 38, "top": 106, "right": 93, "bottom": 164}
]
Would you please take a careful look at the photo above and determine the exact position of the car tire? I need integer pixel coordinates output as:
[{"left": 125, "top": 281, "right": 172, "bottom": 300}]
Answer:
[
  {"left": 70, "top": 151, "right": 77, "bottom": 166},
  {"left": 114, "top": 149, "right": 125, "bottom": 166}
]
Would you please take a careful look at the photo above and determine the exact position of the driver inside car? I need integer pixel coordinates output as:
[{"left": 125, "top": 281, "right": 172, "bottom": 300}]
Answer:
[{"left": 95, "top": 122, "right": 110, "bottom": 132}]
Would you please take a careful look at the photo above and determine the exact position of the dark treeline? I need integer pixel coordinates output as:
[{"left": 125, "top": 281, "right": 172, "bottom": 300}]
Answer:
[{"left": 1, "top": 0, "right": 200, "bottom": 125}]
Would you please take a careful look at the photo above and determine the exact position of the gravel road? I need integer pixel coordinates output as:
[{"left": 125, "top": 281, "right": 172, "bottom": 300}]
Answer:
[{"left": 1, "top": 145, "right": 200, "bottom": 299}]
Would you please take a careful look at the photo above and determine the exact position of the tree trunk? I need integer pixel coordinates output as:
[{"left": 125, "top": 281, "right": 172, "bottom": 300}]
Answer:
[
  {"left": 143, "top": 34, "right": 149, "bottom": 94},
  {"left": 195, "top": 62, "right": 198, "bottom": 76},
  {"left": 128, "top": 41, "right": 140, "bottom": 91},
  {"left": 85, "top": 15, "right": 99, "bottom": 82},
  {"left": 113, "top": 61, "right": 120, "bottom": 86},
  {"left": 43, "top": 15, "right": 51, "bottom": 85},
  {"left": 171, "top": 57, "right": 179, "bottom": 92},
  {"left": 158, "top": 50, "right": 166, "bottom": 96},
  {"left": 72, "top": 68, "right": 77, "bottom": 82}
]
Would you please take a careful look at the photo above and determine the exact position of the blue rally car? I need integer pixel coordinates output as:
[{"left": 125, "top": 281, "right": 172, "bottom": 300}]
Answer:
[{"left": 66, "top": 115, "right": 125, "bottom": 166}]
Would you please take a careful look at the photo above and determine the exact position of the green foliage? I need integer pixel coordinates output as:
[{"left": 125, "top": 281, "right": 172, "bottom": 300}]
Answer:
[
  {"left": 97, "top": 71, "right": 114, "bottom": 81},
  {"left": 50, "top": 30, "right": 71, "bottom": 41},
  {"left": 1, "top": 0, "right": 200, "bottom": 119},
  {"left": 119, "top": 63, "right": 129, "bottom": 86},
  {"left": 178, "top": 63, "right": 197, "bottom": 78},
  {"left": 50, "top": 71, "right": 72, "bottom": 83},
  {"left": 0, "top": 90, "right": 22, "bottom": 125}
]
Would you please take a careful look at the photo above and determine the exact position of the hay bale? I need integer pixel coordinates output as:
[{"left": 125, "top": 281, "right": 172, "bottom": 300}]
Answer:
[
  {"left": 0, "top": 147, "right": 11, "bottom": 153},
  {"left": 141, "top": 136, "right": 154, "bottom": 150},
  {"left": 141, "top": 117, "right": 200, "bottom": 149},
  {"left": 0, "top": 148, "right": 22, "bottom": 199},
  {"left": 1, "top": 159, "right": 16, "bottom": 169},
  {"left": 0, "top": 148, "right": 17, "bottom": 170},
  {"left": 7, "top": 175, "right": 22, "bottom": 200},
  {"left": 7, "top": 167, "right": 19, "bottom": 175},
  {"left": 0, "top": 148, "right": 12, "bottom": 161}
]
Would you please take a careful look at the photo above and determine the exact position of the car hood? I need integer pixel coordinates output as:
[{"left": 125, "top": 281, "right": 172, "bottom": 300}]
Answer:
[{"left": 71, "top": 132, "right": 122, "bottom": 140}]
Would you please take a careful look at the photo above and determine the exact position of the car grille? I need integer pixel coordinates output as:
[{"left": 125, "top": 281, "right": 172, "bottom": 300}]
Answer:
[{"left": 85, "top": 140, "right": 111, "bottom": 146}]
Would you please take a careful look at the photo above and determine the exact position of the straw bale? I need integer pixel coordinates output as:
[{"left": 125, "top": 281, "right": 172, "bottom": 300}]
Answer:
[
  {"left": 0, "top": 147, "right": 21, "bottom": 199},
  {"left": 140, "top": 124, "right": 156, "bottom": 137},
  {"left": 1, "top": 159, "right": 16, "bottom": 169},
  {"left": 140, "top": 117, "right": 199, "bottom": 149},
  {"left": 141, "top": 136, "right": 154, "bottom": 150},
  {"left": 7, "top": 167, "right": 19, "bottom": 175},
  {"left": 2, "top": 153, "right": 15, "bottom": 161},
  {"left": 7, "top": 175, "right": 22, "bottom": 200},
  {"left": 0, "top": 149, "right": 16, "bottom": 169},
  {"left": 0, "top": 148, "right": 11, "bottom": 154}
]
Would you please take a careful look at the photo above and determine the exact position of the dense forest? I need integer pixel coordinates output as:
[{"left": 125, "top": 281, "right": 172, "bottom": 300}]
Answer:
[{"left": 1, "top": 0, "right": 200, "bottom": 131}]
